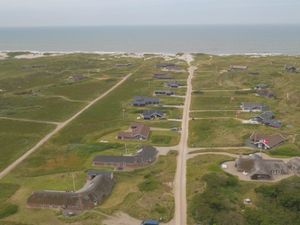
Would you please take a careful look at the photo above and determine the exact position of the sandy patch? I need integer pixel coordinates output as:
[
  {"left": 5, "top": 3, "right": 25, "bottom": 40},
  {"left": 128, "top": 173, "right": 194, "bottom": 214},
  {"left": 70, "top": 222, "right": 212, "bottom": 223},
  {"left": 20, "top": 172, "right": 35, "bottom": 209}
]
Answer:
[
  {"left": 0, "top": 52, "right": 8, "bottom": 60},
  {"left": 15, "top": 52, "right": 45, "bottom": 59}
]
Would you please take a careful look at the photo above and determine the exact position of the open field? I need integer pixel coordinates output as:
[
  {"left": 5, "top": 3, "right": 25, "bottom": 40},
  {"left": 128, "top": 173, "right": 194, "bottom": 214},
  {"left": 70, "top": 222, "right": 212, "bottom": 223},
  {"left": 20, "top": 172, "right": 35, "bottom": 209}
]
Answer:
[
  {"left": 0, "top": 119, "right": 54, "bottom": 171},
  {"left": 190, "top": 54, "right": 300, "bottom": 156},
  {"left": 99, "top": 151, "right": 177, "bottom": 222},
  {"left": 0, "top": 53, "right": 187, "bottom": 224}
]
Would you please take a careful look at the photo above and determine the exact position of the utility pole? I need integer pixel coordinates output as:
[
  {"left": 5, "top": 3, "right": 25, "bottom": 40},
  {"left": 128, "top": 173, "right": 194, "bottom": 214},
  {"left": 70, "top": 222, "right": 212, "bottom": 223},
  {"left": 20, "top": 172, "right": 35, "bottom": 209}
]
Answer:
[
  {"left": 122, "top": 108, "right": 125, "bottom": 120},
  {"left": 72, "top": 173, "right": 76, "bottom": 192},
  {"left": 125, "top": 143, "right": 128, "bottom": 155}
]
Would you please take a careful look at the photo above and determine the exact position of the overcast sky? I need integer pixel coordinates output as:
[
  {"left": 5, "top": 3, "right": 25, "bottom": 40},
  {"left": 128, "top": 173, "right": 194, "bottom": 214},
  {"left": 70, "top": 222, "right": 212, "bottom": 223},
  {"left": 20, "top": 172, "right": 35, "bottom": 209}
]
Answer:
[{"left": 0, "top": 0, "right": 300, "bottom": 27}]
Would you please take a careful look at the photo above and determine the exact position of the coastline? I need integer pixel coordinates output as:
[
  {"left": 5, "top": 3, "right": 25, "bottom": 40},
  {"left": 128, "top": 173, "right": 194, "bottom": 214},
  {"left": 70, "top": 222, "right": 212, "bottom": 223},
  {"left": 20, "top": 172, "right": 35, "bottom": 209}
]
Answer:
[{"left": 0, "top": 50, "right": 299, "bottom": 58}]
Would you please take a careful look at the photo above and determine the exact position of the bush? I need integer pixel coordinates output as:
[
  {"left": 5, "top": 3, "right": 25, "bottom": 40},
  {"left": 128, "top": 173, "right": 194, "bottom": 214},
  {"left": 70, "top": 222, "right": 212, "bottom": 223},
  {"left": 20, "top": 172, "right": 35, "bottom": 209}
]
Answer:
[
  {"left": 138, "top": 176, "right": 160, "bottom": 192},
  {"left": 0, "top": 203, "right": 18, "bottom": 219}
]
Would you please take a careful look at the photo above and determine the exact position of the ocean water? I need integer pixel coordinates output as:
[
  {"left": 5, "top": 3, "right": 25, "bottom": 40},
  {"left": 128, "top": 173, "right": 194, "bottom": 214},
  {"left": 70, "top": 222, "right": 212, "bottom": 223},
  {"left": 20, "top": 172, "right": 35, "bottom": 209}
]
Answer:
[{"left": 0, "top": 25, "right": 300, "bottom": 54}]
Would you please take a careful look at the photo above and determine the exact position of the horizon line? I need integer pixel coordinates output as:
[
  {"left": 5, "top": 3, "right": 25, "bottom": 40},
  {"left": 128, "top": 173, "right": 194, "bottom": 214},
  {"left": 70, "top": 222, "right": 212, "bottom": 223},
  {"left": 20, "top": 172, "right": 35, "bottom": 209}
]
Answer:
[{"left": 0, "top": 23, "right": 300, "bottom": 28}]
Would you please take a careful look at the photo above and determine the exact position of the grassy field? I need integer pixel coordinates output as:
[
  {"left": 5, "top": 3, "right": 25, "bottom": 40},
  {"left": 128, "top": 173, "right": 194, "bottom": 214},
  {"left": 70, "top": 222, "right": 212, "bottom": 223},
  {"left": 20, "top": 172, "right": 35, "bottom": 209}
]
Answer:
[
  {"left": 0, "top": 119, "right": 54, "bottom": 171},
  {"left": 99, "top": 151, "right": 177, "bottom": 222},
  {"left": 0, "top": 54, "right": 186, "bottom": 224},
  {"left": 190, "top": 54, "right": 300, "bottom": 156},
  {"left": 0, "top": 53, "right": 143, "bottom": 122}
]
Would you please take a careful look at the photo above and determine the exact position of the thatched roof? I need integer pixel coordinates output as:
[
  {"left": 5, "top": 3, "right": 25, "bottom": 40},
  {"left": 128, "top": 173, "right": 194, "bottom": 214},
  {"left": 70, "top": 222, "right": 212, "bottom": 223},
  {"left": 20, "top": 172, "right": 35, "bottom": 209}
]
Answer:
[{"left": 27, "top": 173, "right": 114, "bottom": 211}]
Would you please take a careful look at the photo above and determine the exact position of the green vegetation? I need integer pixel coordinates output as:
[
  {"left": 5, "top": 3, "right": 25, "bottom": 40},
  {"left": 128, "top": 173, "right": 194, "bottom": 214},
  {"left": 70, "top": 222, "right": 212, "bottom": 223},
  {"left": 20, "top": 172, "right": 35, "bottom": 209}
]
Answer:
[
  {"left": 190, "top": 173, "right": 244, "bottom": 225},
  {"left": 187, "top": 154, "right": 300, "bottom": 225},
  {"left": 0, "top": 183, "right": 20, "bottom": 220},
  {"left": 0, "top": 119, "right": 54, "bottom": 171},
  {"left": 0, "top": 54, "right": 186, "bottom": 224},
  {"left": 189, "top": 118, "right": 262, "bottom": 147},
  {"left": 244, "top": 177, "right": 300, "bottom": 225},
  {"left": 190, "top": 54, "right": 300, "bottom": 156},
  {"left": 100, "top": 151, "right": 177, "bottom": 223}
]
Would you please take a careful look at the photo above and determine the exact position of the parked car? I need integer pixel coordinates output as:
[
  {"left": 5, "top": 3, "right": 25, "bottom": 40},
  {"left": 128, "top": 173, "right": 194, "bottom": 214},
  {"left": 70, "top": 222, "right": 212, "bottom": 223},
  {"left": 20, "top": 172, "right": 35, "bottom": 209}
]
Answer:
[{"left": 141, "top": 220, "right": 160, "bottom": 225}]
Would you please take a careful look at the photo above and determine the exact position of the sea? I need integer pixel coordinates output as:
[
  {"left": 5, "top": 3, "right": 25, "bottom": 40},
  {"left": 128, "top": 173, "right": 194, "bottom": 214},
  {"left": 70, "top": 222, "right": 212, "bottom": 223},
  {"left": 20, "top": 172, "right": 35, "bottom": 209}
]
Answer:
[{"left": 0, "top": 25, "right": 300, "bottom": 55}]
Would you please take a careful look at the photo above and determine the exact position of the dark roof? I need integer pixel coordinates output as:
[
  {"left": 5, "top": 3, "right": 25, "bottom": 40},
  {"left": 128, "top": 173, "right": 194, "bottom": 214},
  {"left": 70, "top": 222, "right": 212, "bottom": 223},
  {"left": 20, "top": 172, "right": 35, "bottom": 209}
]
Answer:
[
  {"left": 154, "top": 90, "right": 175, "bottom": 95},
  {"left": 156, "top": 63, "right": 176, "bottom": 68},
  {"left": 153, "top": 73, "right": 173, "bottom": 79},
  {"left": 240, "top": 102, "right": 269, "bottom": 111},
  {"left": 284, "top": 64, "right": 298, "bottom": 72},
  {"left": 235, "top": 154, "right": 289, "bottom": 179},
  {"left": 251, "top": 111, "right": 281, "bottom": 128},
  {"left": 256, "top": 89, "right": 275, "bottom": 98},
  {"left": 230, "top": 65, "right": 248, "bottom": 70},
  {"left": 166, "top": 81, "right": 181, "bottom": 87},
  {"left": 254, "top": 83, "right": 268, "bottom": 89},
  {"left": 27, "top": 174, "right": 114, "bottom": 211},
  {"left": 142, "top": 110, "right": 164, "bottom": 118},
  {"left": 132, "top": 96, "right": 160, "bottom": 106},
  {"left": 250, "top": 132, "right": 286, "bottom": 149},
  {"left": 118, "top": 123, "right": 150, "bottom": 139},
  {"left": 93, "top": 145, "right": 158, "bottom": 165}
]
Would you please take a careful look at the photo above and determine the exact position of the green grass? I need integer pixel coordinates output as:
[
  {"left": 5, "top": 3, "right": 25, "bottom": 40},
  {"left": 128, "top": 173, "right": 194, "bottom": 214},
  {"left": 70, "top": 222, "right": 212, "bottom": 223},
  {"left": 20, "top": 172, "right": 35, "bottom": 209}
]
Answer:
[
  {"left": 189, "top": 118, "right": 262, "bottom": 147},
  {"left": 100, "top": 151, "right": 177, "bottom": 222},
  {"left": 0, "top": 119, "right": 54, "bottom": 171},
  {"left": 0, "top": 95, "right": 85, "bottom": 122},
  {"left": 0, "top": 183, "right": 20, "bottom": 220},
  {"left": 187, "top": 154, "right": 261, "bottom": 225}
]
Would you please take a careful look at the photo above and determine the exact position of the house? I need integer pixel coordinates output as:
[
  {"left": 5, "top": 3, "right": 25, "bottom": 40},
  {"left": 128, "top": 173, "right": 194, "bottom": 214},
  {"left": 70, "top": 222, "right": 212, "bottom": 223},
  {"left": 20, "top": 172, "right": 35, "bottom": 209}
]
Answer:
[
  {"left": 230, "top": 65, "right": 248, "bottom": 71},
  {"left": 93, "top": 145, "right": 158, "bottom": 168},
  {"left": 250, "top": 111, "right": 274, "bottom": 123},
  {"left": 132, "top": 96, "right": 160, "bottom": 107},
  {"left": 154, "top": 90, "right": 175, "bottom": 96},
  {"left": 250, "top": 111, "right": 281, "bottom": 128},
  {"left": 165, "top": 81, "right": 181, "bottom": 88},
  {"left": 153, "top": 73, "right": 173, "bottom": 80},
  {"left": 117, "top": 123, "right": 150, "bottom": 140},
  {"left": 256, "top": 89, "right": 275, "bottom": 98},
  {"left": 156, "top": 63, "right": 176, "bottom": 68},
  {"left": 163, "top": 64, "right": 183, "bottom": 72},
  {"left": 235, "top": 154, "right": 289, "bottom": 180},
  {"left": 140, "top": 110, "right": 164, "bottom": 120},
  {"left": 254, "top": 83, "right": 268, "bottom": 90},
  {"left": 284, "top": 64, "right": 298, "bottom": 73},
  {"left": 27, "top": 172, "right": 114, "bottom": 212},
  {"left": 249, "top": 132, "right": 286, "bottom": 150},
  {"left": 248, "top": 72, "right": 260, "bottom": 76},
  {"left": 68, "top": 74, "right": 87, "bottom": 82},
  {"left": 115, "top": 63, "right": 132, "bottom": 67},
  {"left": 240, "top": 102, "right": 269, "bottom": 112}
]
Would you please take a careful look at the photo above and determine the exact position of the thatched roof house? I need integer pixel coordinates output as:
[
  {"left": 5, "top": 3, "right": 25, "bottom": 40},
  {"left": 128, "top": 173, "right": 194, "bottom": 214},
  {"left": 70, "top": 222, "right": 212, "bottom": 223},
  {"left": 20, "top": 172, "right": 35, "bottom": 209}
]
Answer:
[
  {"left": 235, "top": 154, "right": 289, "bottom": 180},
  {"left": 27, "top": 173, "right": 114, "bottom": 212}
]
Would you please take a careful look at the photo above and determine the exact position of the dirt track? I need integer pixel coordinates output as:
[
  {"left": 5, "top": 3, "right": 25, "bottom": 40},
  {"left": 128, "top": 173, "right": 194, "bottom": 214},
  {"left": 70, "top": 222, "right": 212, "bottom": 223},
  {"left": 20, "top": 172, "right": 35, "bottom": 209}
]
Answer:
[{"left": 0, "top": 72, "right": 133, "bottom": 180}]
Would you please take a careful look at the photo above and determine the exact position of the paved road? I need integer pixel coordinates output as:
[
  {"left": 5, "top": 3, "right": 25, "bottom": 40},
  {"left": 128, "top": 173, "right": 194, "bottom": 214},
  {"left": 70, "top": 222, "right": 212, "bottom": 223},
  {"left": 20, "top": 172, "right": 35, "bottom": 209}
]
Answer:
[
  {"left": 174, "top": 54, "right": 196, "bottom": 225},
  {"left": 0, "top": 72, "right": 133, "bottom": 180}
]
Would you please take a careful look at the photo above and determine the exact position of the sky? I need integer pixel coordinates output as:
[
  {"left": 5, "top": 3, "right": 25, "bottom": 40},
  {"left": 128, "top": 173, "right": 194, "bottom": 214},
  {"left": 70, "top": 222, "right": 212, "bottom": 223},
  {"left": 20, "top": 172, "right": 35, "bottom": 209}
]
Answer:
[{"left": 0, "top": 0, "right": 300, "bottom": 27}]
